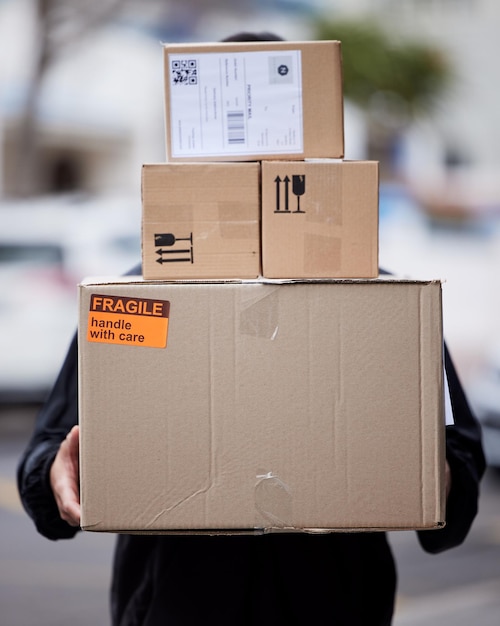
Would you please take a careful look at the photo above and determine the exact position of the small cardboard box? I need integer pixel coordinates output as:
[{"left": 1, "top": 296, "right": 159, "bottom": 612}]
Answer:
[
  {"left": 163, "top": 40, "right": 344, "bottom": 162},
  {"left": 141, "top": 163, "right": 260, "bottom": 280},
  {"left": 261, "top": 160, "right": 379, "bottom": 279},
  {"left": 79, "top": 277, "right": 445, "bottom": 534}
]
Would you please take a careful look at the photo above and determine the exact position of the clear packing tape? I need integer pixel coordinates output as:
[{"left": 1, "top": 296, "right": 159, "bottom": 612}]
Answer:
[{"left": 255, "top": 470, "right": 293, "bottom": 531}]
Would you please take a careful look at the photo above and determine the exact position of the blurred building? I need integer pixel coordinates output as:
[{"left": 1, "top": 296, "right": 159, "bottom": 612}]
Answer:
[
  {"left": 0, "top": 0, "right": 498, "bottom": 209},
  {"left": 0, "top": 0, "right": 166, "bottom": 198},
  {"left": 326, "top": 0, "right": 500, "bottom": 216}
]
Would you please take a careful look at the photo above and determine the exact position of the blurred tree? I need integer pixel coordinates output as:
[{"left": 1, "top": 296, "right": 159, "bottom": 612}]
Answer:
[
  {"left": 314, "top": 19, "right": 454, "bottom": 174},
  {"left": 16, "top": 0, "right": 125, "bottom": 196},
  {"left": 14, "top": 0, "right": 256, "bottom": 197}
]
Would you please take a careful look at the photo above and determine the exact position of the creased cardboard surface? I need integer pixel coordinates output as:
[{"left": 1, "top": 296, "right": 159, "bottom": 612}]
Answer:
[
  {"left": 79, "top": 278, "right": 445, "bottom": 534},
  {"left": 142, "top": 163, "right": 260, "bottom": 280},
  {"left": 261, "top": 160, "right": 379, "bottom": 279}
]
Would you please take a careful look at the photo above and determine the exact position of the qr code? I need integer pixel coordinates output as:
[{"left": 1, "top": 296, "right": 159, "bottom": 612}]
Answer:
[{"left": 171, "top": 59, "right": 198, "bottom": 85}]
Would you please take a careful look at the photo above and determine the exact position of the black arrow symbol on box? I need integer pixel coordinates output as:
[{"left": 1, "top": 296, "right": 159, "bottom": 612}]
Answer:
[
  {"left": 156, "top": 248, "right": 192, "bottom": 255},
  {"left": 274, "top": 175, "right": 281, "bottom": 212},
  {"left": 156, "top": 248, "right": 193, "bottom": 264},
  {"left": 283, "top": 176, "right": 290, "bottom": 212},
  {"left": 274, "top": 175, "right": 291, "bottom": 212}
]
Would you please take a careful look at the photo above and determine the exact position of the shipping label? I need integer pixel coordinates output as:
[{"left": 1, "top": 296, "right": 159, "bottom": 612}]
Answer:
[
  {"left": 86, "top": 294, "right": 170, "bottom": 348},
  {"left": 168, "top": 50, "right": 303, "bottom": 157}
]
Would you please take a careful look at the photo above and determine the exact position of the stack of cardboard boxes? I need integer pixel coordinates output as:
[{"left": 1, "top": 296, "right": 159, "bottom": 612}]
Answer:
[
  {"left": 79, "top": 40, "right": 446, "bottom": 535},
  {"left": 142, "top": 40, "right": 377, "bottom": 280}
]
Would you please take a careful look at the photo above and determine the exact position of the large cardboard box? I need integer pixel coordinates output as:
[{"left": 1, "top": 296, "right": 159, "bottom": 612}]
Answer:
[
  {"left": 261, "top": 160, "right": 379, "bottom": 279},
  {"left": 79, "top": 277, "right": 445, "bottom": 534},
  {"left": 141, "top": 163, "right": 260, "bottom": 279},
  {"left": 163, "top": 40, "right": 344, "bottom": 162}
]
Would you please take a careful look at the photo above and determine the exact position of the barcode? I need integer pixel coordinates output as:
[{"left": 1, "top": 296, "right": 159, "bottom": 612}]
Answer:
[
  {"left": 227, "top": 111, "right": 245, "bottom": 144},
  {"left": 171, "top": 59, "right": 198, "bottom": 85}
]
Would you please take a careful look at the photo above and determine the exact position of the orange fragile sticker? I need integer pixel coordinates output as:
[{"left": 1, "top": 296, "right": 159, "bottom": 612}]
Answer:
[{"left": 86, "top": 294, "right": 170, "bottom": 348}]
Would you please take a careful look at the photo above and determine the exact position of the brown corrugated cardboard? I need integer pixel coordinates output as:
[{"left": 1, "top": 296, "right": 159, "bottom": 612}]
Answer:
[
  {"left": 79, "top": 277, "right": 445, "bottom": 534},
  {"left": 261, "top": 160, "right": 379, "bottom": 279},
  {"left": 141, "top": 163, "right": 261, "bottom": 279},
  {"left": 163, "top": 40, "right": 344, "bottom": 162}
]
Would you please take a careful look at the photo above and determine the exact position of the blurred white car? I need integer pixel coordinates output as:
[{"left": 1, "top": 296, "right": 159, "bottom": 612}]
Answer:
[
  {"left": 0, "top": 194, "right": 141, "bottom": 403},
  {"left": 468, "top": 345, "right": 500, "bottom": 472}
]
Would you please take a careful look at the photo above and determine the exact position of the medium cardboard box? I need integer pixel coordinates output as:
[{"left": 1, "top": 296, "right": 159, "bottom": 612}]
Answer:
[
  {"left": 141, "top": 163, "right": 260, "bottom": 279},
  {"left": 261, "top": 160, "right": 379, "bottom": 279},
  {"left": 163, "top": 40, "right": 344, "bottom": 162},
  {"left": 79, "top": 277, "right": 445, "bottom": 534}
]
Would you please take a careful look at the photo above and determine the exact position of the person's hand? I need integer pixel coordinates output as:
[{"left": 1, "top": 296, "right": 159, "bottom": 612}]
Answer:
[{"left": 49, "top": 425, "right": 81, "bottom": 527}]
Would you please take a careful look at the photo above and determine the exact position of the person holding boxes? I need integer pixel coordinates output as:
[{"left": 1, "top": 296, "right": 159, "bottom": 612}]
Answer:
[{"left": 17, "top": 31, "right": 485, "bottom": 626}]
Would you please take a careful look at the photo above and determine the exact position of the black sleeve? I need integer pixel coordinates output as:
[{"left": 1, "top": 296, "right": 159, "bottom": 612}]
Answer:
[
  {"left": 417, "top": 343, "right": 486, "bottom": 553},
  {"left": 17, "top": 264, "right": 141, "bottom": 541},
  {"left": 16, "top": 333, "right": 80, "bottom": 541}
]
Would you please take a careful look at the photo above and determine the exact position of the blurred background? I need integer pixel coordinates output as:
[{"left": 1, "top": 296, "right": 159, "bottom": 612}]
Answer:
[{"left": 1, "top": 0, "right": 500, "bottom": 624}]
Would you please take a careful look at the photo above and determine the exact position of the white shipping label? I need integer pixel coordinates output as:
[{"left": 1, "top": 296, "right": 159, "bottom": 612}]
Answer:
[{"left": 168, "top": 50, "right": 303, "bottom": 157}]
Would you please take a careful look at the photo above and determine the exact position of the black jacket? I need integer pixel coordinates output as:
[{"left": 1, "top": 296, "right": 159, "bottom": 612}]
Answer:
[{"left": 17, "top": 270, "right": 485, "bottom": 625}]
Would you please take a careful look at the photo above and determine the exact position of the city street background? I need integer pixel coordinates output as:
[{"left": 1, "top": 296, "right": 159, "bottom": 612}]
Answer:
[
  {"left": 2, "top": 194, "right": 500, "bottom": 625},
  {"left": 1, "top": 402, "right": 500, "bottom": 626},
  {"left": 2, "top": 1, "right": 500, "bottom": 624},
  {"left": 3, "top": 198, "right": 500, "bottom": 624}
]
